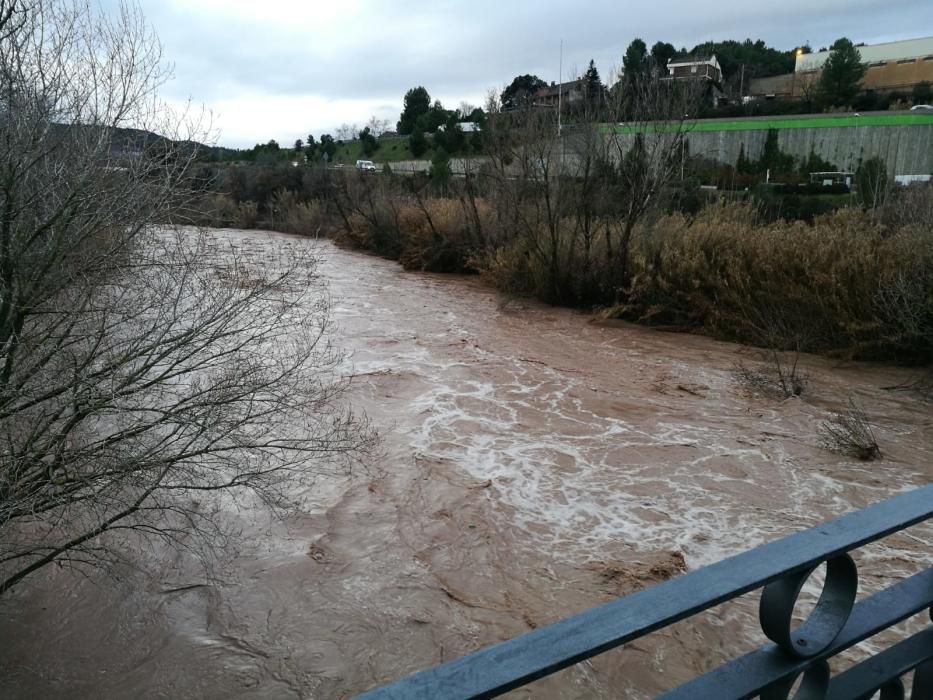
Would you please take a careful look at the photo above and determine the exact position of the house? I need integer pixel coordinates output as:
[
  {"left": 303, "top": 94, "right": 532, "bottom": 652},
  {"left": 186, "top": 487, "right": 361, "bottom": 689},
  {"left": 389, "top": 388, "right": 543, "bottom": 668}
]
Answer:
[
  {"left": 665, "top": 55, "right": 723, "bottom": 83},
  {"left": 533, "top": 79, "right": 586, "bottom": 108},
  {"left": 794, "top": 36, "right": 933, "bottom": 94},
  {"left": 661, "top": 54, "right": 726, "bottom": 106}
]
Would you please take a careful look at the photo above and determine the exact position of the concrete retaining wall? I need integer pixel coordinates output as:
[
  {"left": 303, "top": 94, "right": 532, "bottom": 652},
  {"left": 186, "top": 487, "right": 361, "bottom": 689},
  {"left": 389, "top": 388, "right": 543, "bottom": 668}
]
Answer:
[
  {"left": 686, "top": 123, "right": 932, "bottom": 175},
  {"left": 595, "top": 111, "right": 933, "bottom": 176}
]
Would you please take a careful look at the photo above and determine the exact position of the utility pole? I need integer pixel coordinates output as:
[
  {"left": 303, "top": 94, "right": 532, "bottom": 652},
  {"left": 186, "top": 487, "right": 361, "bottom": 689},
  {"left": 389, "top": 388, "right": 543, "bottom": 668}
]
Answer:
[{"left": 557, "top": 39, "right": 563, "bottom": 138}]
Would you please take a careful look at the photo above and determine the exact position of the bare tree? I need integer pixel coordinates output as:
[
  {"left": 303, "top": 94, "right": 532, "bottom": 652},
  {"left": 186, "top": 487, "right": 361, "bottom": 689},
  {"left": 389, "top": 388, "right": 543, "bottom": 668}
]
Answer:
[
  {"left": 477, "top": 74, "right": 699, "bottom": 304},
  {"left": 601, "top": 76, "right": 700, "bottom": 298},
  {"left": 795, "top": 71, "right": 820, "bottom": 108},
  {"left": 336, "top": 122, "right": 359, "bottom": 142},
  {"left": 365, "top": 115, "right": 390, "bottom": 138},
  {"left": 457, "top": 101, "right": 476, "bottom": 119},
  {"left": 0, "top": 0, "right": 374, "bottom": 594}
]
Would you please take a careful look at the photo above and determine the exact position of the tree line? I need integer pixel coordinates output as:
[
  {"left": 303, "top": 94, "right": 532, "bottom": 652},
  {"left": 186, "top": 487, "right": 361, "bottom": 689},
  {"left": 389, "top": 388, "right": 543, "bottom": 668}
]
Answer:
[{"left": 205, "top": 33, "right": 926, "bottom": 169}]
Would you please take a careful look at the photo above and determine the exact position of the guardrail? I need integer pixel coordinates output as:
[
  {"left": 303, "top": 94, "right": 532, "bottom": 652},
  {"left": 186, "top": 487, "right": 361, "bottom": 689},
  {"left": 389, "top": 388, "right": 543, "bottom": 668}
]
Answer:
[{"left": 358, "top": 484, "right": 933, "bottom": 699}]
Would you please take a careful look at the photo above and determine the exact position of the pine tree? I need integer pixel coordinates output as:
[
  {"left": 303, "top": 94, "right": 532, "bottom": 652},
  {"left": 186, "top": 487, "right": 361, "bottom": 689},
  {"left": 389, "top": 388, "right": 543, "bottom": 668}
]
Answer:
[
  {"left": 358, "top": 127, "right": 379, "bottom": 157},
  {"left": 501, "top": 74, "right": 546, "bottom": 110},
  {"left": 817, "top": 38, "right": 866, "bottom": 106},
  {"left": 398, "top": 86, "right": 432, "bottom": 135},
  {"left": 623, "top": 39, "right": 648, "bottom": 81},
  {"left": 583, "top": 59, "right": 604, "bottom": 108},
  {"left": 409, "top": 126, "right": 428, "bottom": 158},
  {"left": 650, "top": 42, "right": 676, "bottom": 75},
  {"left": 736, "top": 144, "right": 752, "bottom": 174}
]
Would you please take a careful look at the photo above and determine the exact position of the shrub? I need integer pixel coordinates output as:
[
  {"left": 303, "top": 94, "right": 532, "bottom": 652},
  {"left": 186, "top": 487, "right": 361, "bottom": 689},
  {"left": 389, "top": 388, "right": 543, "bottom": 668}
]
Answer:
[
  {"left": 208, "top": 193, "right": 238, "bottom": 226},
  {"left": 818, "top": 400, "right": 881, "bottom": 460},
  {"left": 270, "top": 189, "right": 323, "bottom": 235},
  {"left": 235, "top": 200, "right": 259, "bottom": 229},
  {"left": 397, "top": 198, "right": 494, "bottom": 272},
  {"left": 733, "top": 350, "right": 808, "bottom": 399},
  {"left": 624, "top": 203, "right": 933, "bottom": 360},
  {"left": 855, "top": 157, "right": 889, "bottom": 209},
  {"left": 322, "top": 164, "right": 932, "bottom": 364},
  {"left": 197, "top": 193, "right": 259, "bottom": 229}
]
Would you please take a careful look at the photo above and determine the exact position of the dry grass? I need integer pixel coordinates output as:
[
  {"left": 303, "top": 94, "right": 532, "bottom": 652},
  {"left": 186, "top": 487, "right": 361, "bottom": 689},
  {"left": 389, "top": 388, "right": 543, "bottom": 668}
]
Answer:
[
  {"left": 201, "top": 194, "right": 258, "bottom": 229},
  {"left": 335, "top": 194, "right": 494, "bottom": 273},
  {"left": 398, "top": 199, "right": 477, "bottom": 272},
  {"left": 270, "top": 189, "right": 323, "bottom": 235},
  {"left": 624, "top": 203, "right": 933, "bottom": 361}
]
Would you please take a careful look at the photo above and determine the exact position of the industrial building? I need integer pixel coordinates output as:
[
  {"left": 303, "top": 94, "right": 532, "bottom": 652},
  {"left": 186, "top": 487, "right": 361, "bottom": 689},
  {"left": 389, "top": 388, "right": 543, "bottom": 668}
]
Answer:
[
  {"left": 795, "top": 36, "right": 933, "bottom": 93},
  {"left": 748, "top": 35, "right": 933, "bottom": 101}
]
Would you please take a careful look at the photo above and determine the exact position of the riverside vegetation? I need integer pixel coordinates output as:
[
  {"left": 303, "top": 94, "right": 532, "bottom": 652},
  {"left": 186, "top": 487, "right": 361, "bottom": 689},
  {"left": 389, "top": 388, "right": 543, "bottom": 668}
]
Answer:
[{"left": 193, "top": 110, "right": 933, "bottom": 369}]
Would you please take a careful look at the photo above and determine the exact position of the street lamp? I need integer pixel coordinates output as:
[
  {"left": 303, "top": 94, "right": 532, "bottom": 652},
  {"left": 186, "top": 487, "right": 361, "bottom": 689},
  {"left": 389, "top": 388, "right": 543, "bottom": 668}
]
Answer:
[{"left": 792, "top": 48, "right": 804, "bottom": 98}]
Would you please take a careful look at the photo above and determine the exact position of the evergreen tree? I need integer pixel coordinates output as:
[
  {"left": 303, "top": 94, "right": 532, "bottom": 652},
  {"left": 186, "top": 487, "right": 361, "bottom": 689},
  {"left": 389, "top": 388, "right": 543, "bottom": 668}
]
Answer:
[
  {"left": 759, "top": 129, "right": 796, "bottom": 176},
  {"left": 358, "top": 127, "right": 379, "bottom": 157},
  {"left": 761, "top": 129, "right": 780, "bottom": 169},
  {"left": 798, "top": 149, "right": 836, "bottom": 178},
  {"left": 469, "top": 129, "right": 484, "bottom": 154},
  {"left": 818, "top": 38, "right": 866, "bottom": 106},
  {"left": 736, "top": 144, "right": 752, "bottom": 174},
  {"left": 687, "top": 39, "right": 795, "bottom": 82},
  {"left": 442, "top": 112, "right": 466, "bottom": 153},
  {"left": 583, "top": 59, "right": 604, "bottom": 108},
  {"left": 501, "top": 74, "right": 546, "bottom": 110},
  {"left": 409, "top": 126, "right": 428, "bottom": 157},
  {"left": 650, "top": 41, "right": 677, "bottom": 75},
  {"left": 319, "top": 134, "right": 337, "bottom": 162},
  {"left": 416, "top": 100, "right": 450, "bottom": 133},
  {"left": 430, "top": 147, "right": 451, "bottom": 185},
  {"left": 398, "top": 86, "right": 432, "bottom": 135},
  {"left": 623, "top": 39, "right": 648, "bottom": 80}
]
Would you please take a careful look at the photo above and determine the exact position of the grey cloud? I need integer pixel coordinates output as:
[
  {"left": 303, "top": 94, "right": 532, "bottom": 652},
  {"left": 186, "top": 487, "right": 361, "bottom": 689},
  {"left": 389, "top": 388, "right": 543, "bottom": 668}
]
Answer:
[{"left": 130, "top": 0, "right": 932, "bottom": 143}]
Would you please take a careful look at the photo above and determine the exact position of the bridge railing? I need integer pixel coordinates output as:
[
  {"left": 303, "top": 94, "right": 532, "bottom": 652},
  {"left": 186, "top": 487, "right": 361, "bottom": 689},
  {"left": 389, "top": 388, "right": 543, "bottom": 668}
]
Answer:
[{"left": 358, "top": 484, "right": 933, "bottom": 699}]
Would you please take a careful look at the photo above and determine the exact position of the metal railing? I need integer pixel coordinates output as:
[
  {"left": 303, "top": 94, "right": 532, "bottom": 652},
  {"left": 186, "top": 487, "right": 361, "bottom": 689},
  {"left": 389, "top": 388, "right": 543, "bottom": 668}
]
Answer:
[{"left": 358, "top": 484, "right": 933, "bottom": 699}]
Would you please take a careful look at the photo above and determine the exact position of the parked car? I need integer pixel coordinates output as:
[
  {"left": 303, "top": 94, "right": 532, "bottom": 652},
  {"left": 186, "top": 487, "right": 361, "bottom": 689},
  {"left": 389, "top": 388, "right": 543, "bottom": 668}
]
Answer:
[
  {"left": 355, "top": 159, "right": 376, "bottom": 171},
  {"left": 910, "top": 104, "right": 933, "bottom": 111}
]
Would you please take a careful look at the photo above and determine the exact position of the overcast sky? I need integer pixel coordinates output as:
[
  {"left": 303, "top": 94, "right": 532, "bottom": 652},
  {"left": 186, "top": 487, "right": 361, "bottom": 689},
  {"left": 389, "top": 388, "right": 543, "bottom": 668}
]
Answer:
[{"left": 134, "top": 0, "right": 932, "bottom": 148}]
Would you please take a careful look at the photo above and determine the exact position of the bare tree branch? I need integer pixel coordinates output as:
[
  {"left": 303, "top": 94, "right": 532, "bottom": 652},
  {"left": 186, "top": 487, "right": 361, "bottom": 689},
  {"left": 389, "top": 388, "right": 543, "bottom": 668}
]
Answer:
[{"left": 0, "top": 0, "right": 376, "bottom": 594}]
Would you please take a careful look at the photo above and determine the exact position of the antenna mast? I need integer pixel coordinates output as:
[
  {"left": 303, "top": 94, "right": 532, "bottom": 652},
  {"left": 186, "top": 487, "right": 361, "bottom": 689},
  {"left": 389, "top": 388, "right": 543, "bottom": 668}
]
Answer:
[{"left": 558, "top": 40, "right": 563, "bottom": 137}]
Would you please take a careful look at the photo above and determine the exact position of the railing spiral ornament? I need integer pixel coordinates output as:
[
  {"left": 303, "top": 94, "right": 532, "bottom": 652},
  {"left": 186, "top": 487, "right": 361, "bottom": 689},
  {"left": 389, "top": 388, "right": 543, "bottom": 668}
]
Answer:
[
  {"left": 756, "top": 553, "right": 859, "bottom": 700},
  {"left": 760, "top": 554, "right": 859, "bottom": 658},
  {"left": 912, "top": 657, "right": 932, "bottom": 699},
  {"left": 878, "top": 678, "right": 905, "bottom": 700},
  {"left": 357, "top": 485, "right": 933, "bottom": 700},
  {"left": 760, "top": 659, "right": 830, "bottom": 700}
]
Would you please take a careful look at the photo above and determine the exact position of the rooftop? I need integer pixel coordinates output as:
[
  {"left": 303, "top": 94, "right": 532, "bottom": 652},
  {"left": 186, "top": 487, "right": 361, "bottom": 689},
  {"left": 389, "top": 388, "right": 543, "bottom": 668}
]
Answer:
[{"left": 796, "top": 36, "right": 933, "bottom": 72}]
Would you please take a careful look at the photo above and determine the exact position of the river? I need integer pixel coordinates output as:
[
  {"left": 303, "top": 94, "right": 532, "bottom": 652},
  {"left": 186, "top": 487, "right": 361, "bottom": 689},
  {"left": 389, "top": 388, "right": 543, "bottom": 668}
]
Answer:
[{"left": 2, "top": 229, "right": 931, "bottom": 698}]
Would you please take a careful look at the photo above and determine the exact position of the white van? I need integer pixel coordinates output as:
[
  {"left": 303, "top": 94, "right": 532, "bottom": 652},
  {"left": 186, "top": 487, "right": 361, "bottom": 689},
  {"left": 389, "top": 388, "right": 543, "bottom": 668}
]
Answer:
[{"left": 355, "top": 159, "right": 376, "bottom": 171}]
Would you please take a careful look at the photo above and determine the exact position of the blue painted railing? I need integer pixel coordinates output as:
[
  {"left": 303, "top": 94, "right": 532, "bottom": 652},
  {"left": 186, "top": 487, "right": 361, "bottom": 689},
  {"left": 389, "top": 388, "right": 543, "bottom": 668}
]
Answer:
[{"left": 358, "top": 484, "right": 933, "bottom": 699}]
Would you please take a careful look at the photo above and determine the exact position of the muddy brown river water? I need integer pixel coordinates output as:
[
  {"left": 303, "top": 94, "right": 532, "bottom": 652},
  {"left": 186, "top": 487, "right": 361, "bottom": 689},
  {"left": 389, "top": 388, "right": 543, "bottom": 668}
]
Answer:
[{"left": 1, "top": 229, "right": 931, "bottom": 699}]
